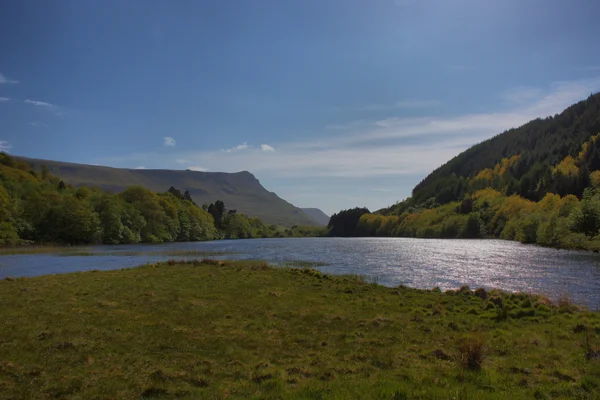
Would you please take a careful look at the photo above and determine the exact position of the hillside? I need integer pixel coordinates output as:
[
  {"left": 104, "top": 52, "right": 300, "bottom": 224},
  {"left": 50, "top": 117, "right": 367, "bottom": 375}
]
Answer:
[
  {"left": 300, "top": 208, "right": 330, "bottom": 226},
  {"left": 328, "top": 93, "right": 600, "bottom": 250},
  {"left": 407, "top": 92, "right": 600, "bottom": 208},
  {"left": 17, "top": 157, "right": 318, "bottom": 227}
]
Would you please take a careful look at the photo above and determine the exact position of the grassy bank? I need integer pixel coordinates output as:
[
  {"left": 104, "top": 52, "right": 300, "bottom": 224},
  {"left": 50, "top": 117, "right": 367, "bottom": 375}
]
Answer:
[{"left": 1, "top": 261, "right": 600, "bottom": 399}]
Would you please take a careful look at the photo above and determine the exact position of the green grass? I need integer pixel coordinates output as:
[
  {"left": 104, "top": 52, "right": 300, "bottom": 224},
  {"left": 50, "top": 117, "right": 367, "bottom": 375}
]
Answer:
[
  {"left": 0, "top": 246, "right": 235, "bottom": 257},
  {"left": 1, "top": 261, "right": 600, "bottom": 399},
  {"left": 57, "top": 249, "right": 236, "bottom": 258},
  {"left": 0, "top": 245, "right": 82, "bottom": 255}
]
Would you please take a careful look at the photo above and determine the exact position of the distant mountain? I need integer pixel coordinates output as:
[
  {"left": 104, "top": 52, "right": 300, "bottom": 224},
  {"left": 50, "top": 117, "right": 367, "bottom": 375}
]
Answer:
[
  {"left": 18, "top": 157, "right": 318, "bottom": 227},
  {"left": 300, "top": 208, "right": 330, "bottom": 226}
]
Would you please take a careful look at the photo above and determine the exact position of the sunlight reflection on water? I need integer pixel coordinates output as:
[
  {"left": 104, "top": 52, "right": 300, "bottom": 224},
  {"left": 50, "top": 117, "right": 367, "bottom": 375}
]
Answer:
[{"left": 2, "top": 238, "right": 600, "bottom": 308}]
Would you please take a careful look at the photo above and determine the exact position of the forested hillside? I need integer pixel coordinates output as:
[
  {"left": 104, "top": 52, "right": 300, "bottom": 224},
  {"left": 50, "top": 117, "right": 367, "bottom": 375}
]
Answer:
[
  {"left": 328, "top": 93, "right": 600, "bottom": 251},
  {"left": 18, "top": 157, "right": 318, "bottom": 228},
  {"left": 406, "top": 93, "right": 600, "bottom": 208},
  {"left": 0, "top": 154, "right": 322, "bottom": 245}
]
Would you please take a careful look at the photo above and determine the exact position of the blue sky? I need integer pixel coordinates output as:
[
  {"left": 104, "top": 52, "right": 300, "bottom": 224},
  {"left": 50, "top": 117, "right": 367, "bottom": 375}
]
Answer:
[{"left": 2, "top": 0, "right": 600, "bottom": 215}]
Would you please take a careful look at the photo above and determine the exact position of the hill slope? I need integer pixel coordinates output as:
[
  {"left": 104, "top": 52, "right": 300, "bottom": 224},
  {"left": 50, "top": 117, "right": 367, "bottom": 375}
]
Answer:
[
  {"left": 329, "top": 93, "right": 600, "bottom": 250},
  {"left": 300, "top": 208, "right": 329, "bottom": 226},
  {"left": 18, "top": 158, "right": 318, "bottom": 227},
  {"left": 408, "top": 92, "right": 600, "bottom": 207}
]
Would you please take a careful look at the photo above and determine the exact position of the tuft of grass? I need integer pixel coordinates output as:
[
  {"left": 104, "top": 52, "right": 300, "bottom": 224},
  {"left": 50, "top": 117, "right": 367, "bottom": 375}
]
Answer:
[{"left": 457, "top": 334, "right": 488, "bottom": 371}]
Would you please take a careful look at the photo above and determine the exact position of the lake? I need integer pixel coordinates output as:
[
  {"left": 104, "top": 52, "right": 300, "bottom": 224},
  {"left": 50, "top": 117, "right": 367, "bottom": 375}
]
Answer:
[{"left": 2, "top": 237, "right": 600, "bottom": 309}]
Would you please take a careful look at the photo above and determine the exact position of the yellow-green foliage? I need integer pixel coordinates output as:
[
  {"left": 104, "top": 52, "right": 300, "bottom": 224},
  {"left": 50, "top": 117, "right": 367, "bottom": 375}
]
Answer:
[
  {"left": 358, "top": 186, "right": 600, "bottom": 250},
  {"left": 591, "top": 171, "right": 600, "bottom": 187},
  {"left": 472, "top": 156, "right": 521, "bottom": 186},
  {"left": 554, "top": 155, "right": 579, "bottom": 177},
  {"left": 492, "top": 155, "right": 521, "bottom": 177}
]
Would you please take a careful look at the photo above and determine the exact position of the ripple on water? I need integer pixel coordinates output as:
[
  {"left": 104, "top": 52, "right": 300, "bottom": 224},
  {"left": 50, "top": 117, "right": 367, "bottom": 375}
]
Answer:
[{"left": 2, "top": 238, "right": 600, "bottom": 308}]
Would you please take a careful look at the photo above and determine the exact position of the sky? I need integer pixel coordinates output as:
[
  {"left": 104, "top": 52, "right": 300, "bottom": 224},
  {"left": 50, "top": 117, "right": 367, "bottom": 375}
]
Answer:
[{"left": 2, "top": 0, "right": 600, "bottom": 215}]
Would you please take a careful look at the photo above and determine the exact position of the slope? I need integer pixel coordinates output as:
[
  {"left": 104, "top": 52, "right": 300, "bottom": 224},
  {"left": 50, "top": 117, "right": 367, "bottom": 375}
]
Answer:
[
  {"left": 409, "top": 92, "right": 600, "bottom": 207},
  {"left": 327, "top": 92, "right": 600, "bottom": 250},
  {"left": 18, "top": 157, "right": 318, "bottom": 227},
  {"left": 300, "top": 208, "right": 330, "bottom": 226}
]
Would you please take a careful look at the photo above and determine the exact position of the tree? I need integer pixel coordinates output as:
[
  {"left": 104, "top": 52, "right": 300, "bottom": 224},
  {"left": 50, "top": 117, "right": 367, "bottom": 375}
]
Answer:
[{"left": 327, "top": 207, "right": 371, "bottom": 237}]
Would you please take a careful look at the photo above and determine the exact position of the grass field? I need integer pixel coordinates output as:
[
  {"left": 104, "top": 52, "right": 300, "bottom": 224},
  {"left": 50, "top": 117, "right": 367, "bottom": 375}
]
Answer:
[{"left": 1, "top": 260, "right": 600, "bottom": 399}]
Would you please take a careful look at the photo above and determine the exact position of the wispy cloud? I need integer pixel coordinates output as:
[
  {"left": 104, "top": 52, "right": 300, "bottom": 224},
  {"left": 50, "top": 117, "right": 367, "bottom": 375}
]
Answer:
[
  {"left": 261, "top": 144, "right": 275, "bottom": 152},
  {"left": 101, "top": 77, "right": 600, "bottom": 182},
  {"left": 163, "top": 136, "right": 176, "bottom": 147},
  {"left": 221, "top": 142, "right": 249, "bottom": 153},
  {"left": 187, "top": 165, "right": 208, "bottom": 171},
  {"left": 0, "top": 140, "right": 11, "bottom": 152},
  {"left": 0, "top": 97, "right": 10, "bottom": 102},
  {"left": 0, "top": 72, "right": 19, "bottom": 84},
  {"left": 29, "top": 122, "right": 48, "bottom": 128},
  {"left": 175, "top": 159, "right": 189, "bottom": 164},
  {"left": 134, "top": 166, "right": 146, "bottom": 169},
  {"left": 24, "top": 99, "right": 55, "bottom": 108}
]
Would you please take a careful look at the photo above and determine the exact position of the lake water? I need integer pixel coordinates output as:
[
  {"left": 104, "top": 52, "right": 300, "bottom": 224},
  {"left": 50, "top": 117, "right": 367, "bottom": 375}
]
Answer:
[{"left": 2, "top": 237, "right": 600, "bottom": 309}]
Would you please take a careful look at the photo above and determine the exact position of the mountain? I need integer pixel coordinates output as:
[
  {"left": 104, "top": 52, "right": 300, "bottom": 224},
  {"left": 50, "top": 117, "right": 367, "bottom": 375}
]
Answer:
[
  {"left": 300, "top": 208, "right": 330, "bottom": 226},
  {"left": 18, "top": 157, "right": 318, "bottom": 227},
  {"left": 328, "top": 93, "right": 600, "bottom": 250}
]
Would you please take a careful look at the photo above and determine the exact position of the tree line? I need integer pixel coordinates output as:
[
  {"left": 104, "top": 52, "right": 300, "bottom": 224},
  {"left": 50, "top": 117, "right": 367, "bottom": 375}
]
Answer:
[
  {"left": 0, "top": 153, "right": 322, "bottom": 245},
  {"left": 327, "top": 129, "right": 600, "bottom": 251}
]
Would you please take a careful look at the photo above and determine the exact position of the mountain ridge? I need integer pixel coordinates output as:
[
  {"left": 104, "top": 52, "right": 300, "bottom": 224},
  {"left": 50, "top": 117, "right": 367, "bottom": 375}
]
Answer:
[{"left": 17, "top": 156, "right": 320, "bottom": 227}]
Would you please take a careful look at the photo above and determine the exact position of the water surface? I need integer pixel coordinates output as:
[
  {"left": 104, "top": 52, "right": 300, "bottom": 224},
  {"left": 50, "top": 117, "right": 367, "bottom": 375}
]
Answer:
[{"left": 2, "top": 238, "right": 600, "bottom": 308}]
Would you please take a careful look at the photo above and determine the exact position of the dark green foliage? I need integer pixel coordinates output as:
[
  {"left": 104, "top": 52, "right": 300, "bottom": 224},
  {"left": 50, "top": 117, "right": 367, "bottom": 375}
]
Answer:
[
  {"left": 411, "top": 93, "right": 600, "bottom": 206},
  {"left": 327, "top": 207, "right": 370, "bottom": 236}
]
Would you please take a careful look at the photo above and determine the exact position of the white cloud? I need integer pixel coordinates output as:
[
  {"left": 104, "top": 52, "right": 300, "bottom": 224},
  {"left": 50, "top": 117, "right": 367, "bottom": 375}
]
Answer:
[
  {"left": 221, "top": 142, "right": 249, "bottom": 153},
  {"left": 261, "top": 144, "right": 275, "bottom": 152},
  {"left": 134, "top": 166, "right": 146, "bottom": 169},
  {"left": 24, "top": 99, "right": 55, "bottom": 108},
  {"left": 101, "top": 77, "right": 600, "bottom": 182},
  {"left": 175, "top": 159, "right": 189, "bottom": 164},
  {"left": 187, "top": 165, "right": 208, "bottom": 171},
  {"left": 0, "top": 72, "right": 19, "bottom": 84},
  {"left": 30, "top": 122, "right": 48, "bottom": 128},
  {"left": 163, "top": 136, "right": 176, "bottom": 147},
  {"left": 0, "top": 140, "right": 11, "bottom": 152},
  {"left": 0, "top": 97, "right": 9, "bottom": 102}
]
